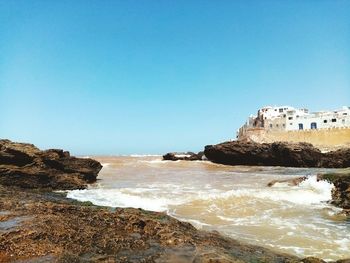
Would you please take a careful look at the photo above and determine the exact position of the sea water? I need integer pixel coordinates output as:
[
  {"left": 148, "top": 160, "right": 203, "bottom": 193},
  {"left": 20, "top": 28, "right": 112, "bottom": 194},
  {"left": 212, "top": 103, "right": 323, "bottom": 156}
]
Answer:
[{"left": 67, "top": 156, "right": 350, "bottom": 261}]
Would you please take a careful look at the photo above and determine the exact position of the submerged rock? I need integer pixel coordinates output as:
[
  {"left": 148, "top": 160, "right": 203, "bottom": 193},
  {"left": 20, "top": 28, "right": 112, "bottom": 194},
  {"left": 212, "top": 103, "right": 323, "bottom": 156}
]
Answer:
[
  {"left": 0, "top": 139, "right": 102, "bottom": 190},
  {"left": 204, "top": 141, "right": 350, "bottom": 168},
  {"left": 267, "top": 177, "right": 307, "bottom": 187},
  {"left": 163, "top": 151, "right": 204, "bottom": 161}
]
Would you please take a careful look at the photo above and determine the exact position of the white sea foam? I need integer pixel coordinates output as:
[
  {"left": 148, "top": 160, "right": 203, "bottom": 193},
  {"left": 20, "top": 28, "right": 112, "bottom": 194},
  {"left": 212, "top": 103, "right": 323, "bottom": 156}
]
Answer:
[
  {"left": 66, "top": 156, "right": 350, "bottom": 261},
  {"left": 66, "top": 188, "right": 184, "bottom": 212},
  {"left": 67, "top": 176, "right": 334, "bottom": 214},
  {"left": 130, "top": 154, "right": 162, "bottom": 157},
  {"left": 201, "top": 176, "right": 334, "bottom": 206},
  {"left": 174, "top": 154, "right": 191, "bottom": 158},
  {"left": 178, "top": 218, "right": 210, "bottom": 229},
  {"left": 138, "top": 159, "right": 180, "bottom": 164},
  {"left": 334, "top": 238, "right": 350, "bottom": 251}
]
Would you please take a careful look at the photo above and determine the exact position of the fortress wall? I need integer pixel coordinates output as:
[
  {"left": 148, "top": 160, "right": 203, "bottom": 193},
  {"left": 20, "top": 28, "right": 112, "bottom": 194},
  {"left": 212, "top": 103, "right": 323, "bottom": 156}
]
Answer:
[{"left": 241, "top": 127, "right": 350, "bottom": 150}]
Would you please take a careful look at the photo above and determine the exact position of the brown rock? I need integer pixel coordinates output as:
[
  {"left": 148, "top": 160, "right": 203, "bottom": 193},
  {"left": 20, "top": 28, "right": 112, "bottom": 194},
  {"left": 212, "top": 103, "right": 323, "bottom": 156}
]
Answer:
[
  {"left": 318, "top": 171, "right": 350, "bottom": 210},
  {"left": 0, "top": 139, "right": 102, "bottom": 190},
  {"left": 204, "top": 141, "right": 350, "bottom": 168},
  {"left": 302, "top": 257, "right": 327, "bottom": 263},
  {"left": 0, "top": 185, "right": 301, "bottom": 263},
  {"left": 267, "top": 177, "right": 307, "bottom": 187},
  {"left": 163, "top": 151, "right": 204, "bottom": 161}
]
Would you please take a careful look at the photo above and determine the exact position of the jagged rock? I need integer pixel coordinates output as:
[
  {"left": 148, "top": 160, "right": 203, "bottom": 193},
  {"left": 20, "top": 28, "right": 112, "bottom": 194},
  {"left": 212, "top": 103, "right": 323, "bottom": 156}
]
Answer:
[
  {"left": 322, "top": 148, "right": 350, "bottom": 168},
  {"left": 1, "top": 184, "right": 348, "bottom": 262},
  {"left": 318, "top": 170, "right": 350, "bottom": 210},
  {"left": 0, "top": 139, "right": 349, "bottom": 262},
  {"left": 204, "top": 141, "right": 350, "bottom": 168},
  {"left": 0, "top": 185, "right": 302, "bottom": 263},
  {"left": 302, "top": 257, "right": 327, "bottom": 263},
  {"left": 163, "top": 151, "right": 204, "bottom": 161},
  {"left": 267, "top": 172, "right": 350, "bottom": 213},
  {"left": 0, "top": 139, "right": 102, "bottom": 190}
]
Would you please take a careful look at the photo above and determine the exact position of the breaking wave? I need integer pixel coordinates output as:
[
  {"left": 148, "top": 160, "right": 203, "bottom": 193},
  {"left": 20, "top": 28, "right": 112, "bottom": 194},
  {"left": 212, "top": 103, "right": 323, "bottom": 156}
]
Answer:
[
  {"left": 67, "top": 176, "right": 334, "bottom": 212},
  {"left": 65, "top": 156, "right": 350, "bottom": 261},
  {"left": 129, "top": 154, "right": 162, "bottom": 157},
  {"left": 67, "top": 188, "right": 184, "bottom": 211},
  {"left": 201, "top": 175, "right": 334, "bottom": 206}
]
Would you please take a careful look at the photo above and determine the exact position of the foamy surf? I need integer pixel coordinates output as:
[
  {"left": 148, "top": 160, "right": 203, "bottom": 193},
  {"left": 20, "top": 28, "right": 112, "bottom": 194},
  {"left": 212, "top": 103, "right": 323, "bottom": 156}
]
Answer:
[
  {"left": 66, "top": 156, "right": 350, "bottom": 261},
  {"left": 188, "top": 175, "right": 333, "bottom": 207},
  {"left": 67, "top": 188, "right": 186, "bottom": 212},
  {"left": 130, "top": 154, "right": 162, "bottom": 157}
]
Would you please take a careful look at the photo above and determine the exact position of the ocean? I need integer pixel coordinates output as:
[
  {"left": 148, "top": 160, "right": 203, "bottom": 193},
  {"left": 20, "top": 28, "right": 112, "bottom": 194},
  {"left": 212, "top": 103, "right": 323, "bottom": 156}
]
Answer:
[{"left": 67, "top": 156, "right": 350, "bottom": 261}]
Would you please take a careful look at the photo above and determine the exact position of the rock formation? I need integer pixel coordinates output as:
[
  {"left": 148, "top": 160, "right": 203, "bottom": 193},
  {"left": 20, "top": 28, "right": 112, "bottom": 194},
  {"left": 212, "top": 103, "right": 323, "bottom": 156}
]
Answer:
[
  {"left": 163, "top": 151, "right": 204, "bottom": 161},
  {"left": 267, "top": 171, "right": 350, "bottom": 214},
  {"left": 0, "top": 139, "right": 102, "bottom": 190},
  {"left": 318, "top": 170, "right": 350, "bottom": 211},
  {"left": 204, "top": 141, "right": 350, "bottom": 168},
  {"left": 1, "top": 139, "right": 349, "bottom": 262},
  {"left": 267, "top": 177, "right": 307, "bottom": 187},
  {"left": 0, "top": 185, "right": 304, "bottom": 263}
]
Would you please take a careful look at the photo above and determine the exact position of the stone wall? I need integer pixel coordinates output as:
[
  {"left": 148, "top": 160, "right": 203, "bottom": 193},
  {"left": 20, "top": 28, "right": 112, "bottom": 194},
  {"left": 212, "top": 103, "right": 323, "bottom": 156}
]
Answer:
[{"left": 239, "top": 127, "right": 350, "bottom": 151}]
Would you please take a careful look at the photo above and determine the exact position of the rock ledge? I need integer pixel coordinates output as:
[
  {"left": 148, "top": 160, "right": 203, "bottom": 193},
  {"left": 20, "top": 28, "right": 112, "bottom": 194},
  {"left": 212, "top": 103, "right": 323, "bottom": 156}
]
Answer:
[
  {"left": 0, "top": 139, "right": 102, "bottom": 190},
  {"left": 204, "top": 141, "right": 350, "bottom": 168}
]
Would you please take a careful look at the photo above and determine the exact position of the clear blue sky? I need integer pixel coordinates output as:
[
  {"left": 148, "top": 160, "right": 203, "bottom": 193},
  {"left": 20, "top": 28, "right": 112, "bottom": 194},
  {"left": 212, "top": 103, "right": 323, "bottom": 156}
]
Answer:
[{"left": 1, "top": 0, "right": 349, "bottom": 155}]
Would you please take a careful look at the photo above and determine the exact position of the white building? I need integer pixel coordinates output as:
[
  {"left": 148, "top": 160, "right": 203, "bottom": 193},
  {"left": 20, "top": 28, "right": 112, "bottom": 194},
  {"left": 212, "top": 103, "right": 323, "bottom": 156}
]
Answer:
[{"left": 238, "top": 106, "right": 350, "bottom": 138}]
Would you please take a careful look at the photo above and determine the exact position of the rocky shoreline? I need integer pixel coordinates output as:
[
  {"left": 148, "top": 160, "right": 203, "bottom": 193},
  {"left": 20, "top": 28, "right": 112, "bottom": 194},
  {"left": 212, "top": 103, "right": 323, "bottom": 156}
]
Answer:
[
  {"left": 0, "top": 139, "right": 102, "bottom": 190},
  {"left": 164, "top": 140, "right": 350, "bottom": 215},
  {"left": 318, "top": 170, "right": 350, "bottom": 213},
  {"left": 204, "top": 141, "right": 350, "bottom": 168},
  {"left": 164, "top": 141, "right": 350, "bottom": 168},
  {"left": 203, "top": 141, "right": 350, "bottom": 214},
  {"left": 162, "top": 152, "right": 204, "bottom": 161},
  {"left": 0, "top": 139, "right": 349, "bottom": 262},
  {"left": 266, "top": 170, "right": 350, "bottom": 214},
  {"left": 1, "top": 185, "right": 306, "bottom": 263}
]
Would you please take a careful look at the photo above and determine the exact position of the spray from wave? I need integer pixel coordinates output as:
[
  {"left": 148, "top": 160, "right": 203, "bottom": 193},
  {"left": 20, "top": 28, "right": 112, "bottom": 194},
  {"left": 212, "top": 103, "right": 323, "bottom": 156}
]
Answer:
[{"left": 67, "top": 175, "right": 334, "bottom": 211}]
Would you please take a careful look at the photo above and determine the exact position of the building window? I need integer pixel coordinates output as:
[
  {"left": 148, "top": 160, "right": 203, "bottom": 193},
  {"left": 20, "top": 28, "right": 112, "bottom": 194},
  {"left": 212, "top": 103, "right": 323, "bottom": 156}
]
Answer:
[
  {"left": 276, "top": 124, "right": 279, "bottom": 127},
  {"left": 270, "top": 124, "right": 273, "bottom": 128},
  {"left": 323, "top": 120, "right": 327, "bottom": 123},
  {"left": 298, "top": 123, "right": 303, "bottom": 130},
  {"left": 279, "top": 108, "right": 283, "bottom": 113},
  {"left": 342, "top": 119, "right": 345, "bottom": 123},
  {"left": 311, "top": 122, "right": 317, "bottom": 129},
  {"left": 288, "top": 117, "right": 293, "bottom": 120},
  {"left": 332, "top": 118, "right": 337, "bottom": 122},
  {"left": 283, "top": 114, "right": 286, "bottom": 118},
  {"left": 343, "top": 113, "right": 348, "bottom": 115},
  {"left": 282, "top": 124, "right": 285, "bottom": 127},
  {"left": 290, "top": 123, "right": 293, "bottom": 125}
]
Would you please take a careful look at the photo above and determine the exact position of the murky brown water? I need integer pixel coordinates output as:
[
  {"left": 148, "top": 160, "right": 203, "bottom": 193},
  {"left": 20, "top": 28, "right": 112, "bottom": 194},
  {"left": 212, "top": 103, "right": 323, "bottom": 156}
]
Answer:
[{"left": 67, "top": 156, "right": 350, "bottom": 261}]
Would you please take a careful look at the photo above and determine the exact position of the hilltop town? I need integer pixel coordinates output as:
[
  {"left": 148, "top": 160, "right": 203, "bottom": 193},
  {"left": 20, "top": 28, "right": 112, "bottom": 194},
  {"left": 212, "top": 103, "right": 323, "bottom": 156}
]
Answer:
[{"left": 237, "top": 106, "right": 350, "bottom": 150}]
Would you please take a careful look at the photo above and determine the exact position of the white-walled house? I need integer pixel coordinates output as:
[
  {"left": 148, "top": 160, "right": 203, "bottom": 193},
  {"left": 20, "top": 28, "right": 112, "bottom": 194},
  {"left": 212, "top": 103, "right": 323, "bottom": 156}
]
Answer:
[{"left": 238, "top": 106, "right": 350, "bottom": 138}]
